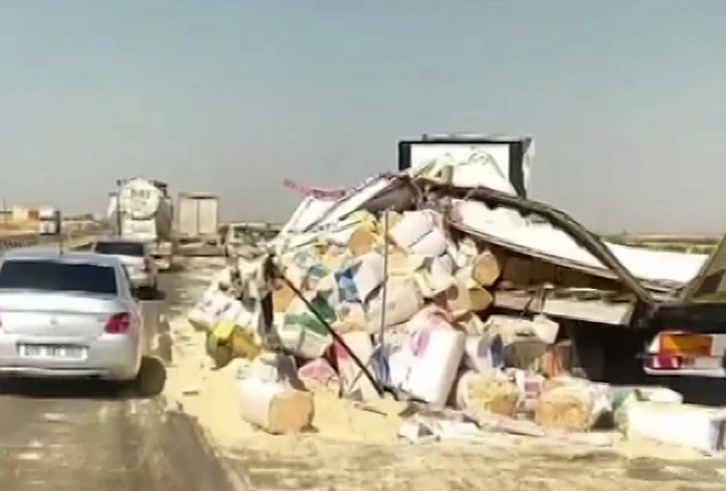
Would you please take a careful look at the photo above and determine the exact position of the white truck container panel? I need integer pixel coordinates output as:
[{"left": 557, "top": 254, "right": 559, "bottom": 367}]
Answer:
[
  {"left": 197, "top": 198, "right": 219, "bottom": 236},
  {"left": 177, "top": 197, "right": 197, "bottom": 239},
  {"left": 38, "top": 208, "right": 61, "bottom": 235},
  {"left": 177, "top": 193, "right": 219, "bottom": 239}
]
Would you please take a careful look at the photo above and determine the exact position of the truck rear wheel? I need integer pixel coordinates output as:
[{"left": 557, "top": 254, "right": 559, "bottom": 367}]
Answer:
[{"left": 565, "top": 320, "right": 648, "bottom": 385}]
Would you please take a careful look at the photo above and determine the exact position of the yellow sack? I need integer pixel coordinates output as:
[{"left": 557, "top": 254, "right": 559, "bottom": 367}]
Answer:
[
  {"left": 210, "top": 318, "right": 236, "bottom": 343},
  {"left": 207, "top": 319, "right": 261, "bottom": 368},
  {"left": 230, "top": 329, "right": 261, "bottom": 360}
]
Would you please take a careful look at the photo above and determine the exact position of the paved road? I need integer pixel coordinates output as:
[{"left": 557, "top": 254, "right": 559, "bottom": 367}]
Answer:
[{"left": 0, "top": 270, "right": 237, "bottom": 491}]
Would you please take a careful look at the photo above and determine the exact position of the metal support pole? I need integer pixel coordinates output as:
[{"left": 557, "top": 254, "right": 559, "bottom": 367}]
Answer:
[{"left": 116, "top": 180, "right": 123, "bottom": 237}]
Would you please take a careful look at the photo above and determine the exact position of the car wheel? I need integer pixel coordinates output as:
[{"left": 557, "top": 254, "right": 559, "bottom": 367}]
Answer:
[
  {"left": 115, "top": 357, "right": 166, "bottom": 398},
  {"left": 137, "top": 287, "right": 149, "bottom": 300},
  {"left": 135, "top": 356, "right": 166, "bottom": 398},
  {"left": 113, "top": 378, "right": 138, "bottom": 398},
  {"left": 139, "top": 283, "right": 158, "bottom": 300}
]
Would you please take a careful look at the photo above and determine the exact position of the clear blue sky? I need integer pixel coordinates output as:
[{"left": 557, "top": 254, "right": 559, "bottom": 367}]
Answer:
[{"left": 0, "top": 1, "right": 723, "bottom": 233}]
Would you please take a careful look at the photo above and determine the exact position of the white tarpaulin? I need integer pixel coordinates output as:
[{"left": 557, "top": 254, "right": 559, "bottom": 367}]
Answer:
[
  {"left": 275, "top": 152, "right": 708, "bottom": 288},
  {"left": 453, "top": 199, "right": 708, "bottom": 286}
]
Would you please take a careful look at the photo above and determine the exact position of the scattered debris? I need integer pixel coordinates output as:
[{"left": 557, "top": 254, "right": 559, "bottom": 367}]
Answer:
[
  {"left": 181, "top": 152, "right": 725, "bottom": 459},
  {"left": 626, "top": 401, "right": 726, "bottom": 454},
  {"left": 236, "top": 353, "right": 315, "bottom": 435}
]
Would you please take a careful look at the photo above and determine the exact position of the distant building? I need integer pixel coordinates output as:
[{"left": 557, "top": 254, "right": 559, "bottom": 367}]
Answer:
[{"left": 11, "top": 204, "right": 46, "bottom": 222}]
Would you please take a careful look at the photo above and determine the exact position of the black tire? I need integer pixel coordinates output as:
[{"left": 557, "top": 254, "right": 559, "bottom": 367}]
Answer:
[
  {"left": 139, "top": 283, "right": 158, "bottom": 300},
  {"left": 138, "top": 287, "right": 150, "bottom": 300},
  {"left": 113, "top": 378, "right": 138, "bottom": 398},
  {"left": 118, "top": 357, "right": 167, "bottom": 398}
]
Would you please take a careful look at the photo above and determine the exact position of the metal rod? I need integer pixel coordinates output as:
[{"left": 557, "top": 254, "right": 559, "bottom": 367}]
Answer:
[
  {"left": 58, "top": 211, "right": 64, "bottom": 255},
  {"left": 116, "top": 180, "right": 123, "bottom": 237},
  {"left": 379, "top": 210, "right": 390, "bottom": 344}
]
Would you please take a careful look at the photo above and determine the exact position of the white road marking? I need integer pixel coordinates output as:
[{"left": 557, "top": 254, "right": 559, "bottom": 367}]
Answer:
[
  {"left": 97, "top": 404, "right": 110, "bottom": 423},
  {"left": 16, "top": 451, "right": 42, "bottom": 461},
  {"left": 41, "top": 412, "right": 67, "bottom": 423}
]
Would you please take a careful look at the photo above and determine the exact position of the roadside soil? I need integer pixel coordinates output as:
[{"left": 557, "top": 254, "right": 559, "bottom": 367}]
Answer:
[{"left": 164, "top": 258, "right": 726, "bottom": 491}]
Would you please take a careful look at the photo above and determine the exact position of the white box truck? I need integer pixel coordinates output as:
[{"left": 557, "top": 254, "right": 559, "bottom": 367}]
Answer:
[
  {"left": 176, "top": 192, "right": 220, "bottom": 244},
  {"left": 38, "top": 207, "right": 61, "bottom": 235}
]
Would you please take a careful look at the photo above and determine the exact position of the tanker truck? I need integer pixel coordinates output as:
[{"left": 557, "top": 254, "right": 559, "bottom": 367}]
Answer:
[{"left": 107, "top": 177, "right": 175, "bottom": 270}]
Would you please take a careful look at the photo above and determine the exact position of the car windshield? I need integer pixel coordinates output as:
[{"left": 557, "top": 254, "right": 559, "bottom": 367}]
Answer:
[
  {"left": 0, "top": 260, "right": 118, "bottom": 295},
  {"left": 94, "top": 241, "right": 145, "bottom": 257}
]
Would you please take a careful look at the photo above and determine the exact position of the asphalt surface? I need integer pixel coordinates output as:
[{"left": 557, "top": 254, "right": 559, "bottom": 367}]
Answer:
[{"left": 0, "top": 269, "right": 237, "bottom": 491}]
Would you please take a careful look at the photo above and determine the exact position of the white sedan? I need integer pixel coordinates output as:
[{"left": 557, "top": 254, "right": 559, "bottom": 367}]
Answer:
[{"left": 0, "top": 249, "right": 144, "bottom": 385}]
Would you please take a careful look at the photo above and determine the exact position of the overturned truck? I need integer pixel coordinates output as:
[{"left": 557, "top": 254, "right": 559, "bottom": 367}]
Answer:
[{"left": 271, "top": 134, "right": 726, "bottom": 387}]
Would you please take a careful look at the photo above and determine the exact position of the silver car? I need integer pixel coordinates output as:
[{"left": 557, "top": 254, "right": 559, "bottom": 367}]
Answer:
[
  {"left": 0, "top": 249, "right": 143, "bottom": 382},
  {"left": 92, "top": 238, "right": 159, "bottom": 296}
]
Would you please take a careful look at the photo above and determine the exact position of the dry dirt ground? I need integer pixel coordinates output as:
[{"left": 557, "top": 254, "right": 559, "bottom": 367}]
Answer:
[{"left": 166, "top": 258, "right": 726, "bottom": 491}]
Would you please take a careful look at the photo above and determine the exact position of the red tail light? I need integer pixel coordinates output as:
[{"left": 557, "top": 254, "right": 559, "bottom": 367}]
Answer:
[
  {"left": 105, "top": 313, "right": 131, "bottom": 334},
  {"left": 645, "top": 354, "right": 682, "bottom": 370}
]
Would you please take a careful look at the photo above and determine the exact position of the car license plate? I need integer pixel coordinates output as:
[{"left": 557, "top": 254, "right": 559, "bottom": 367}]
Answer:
[{"left": 19, "top": 344, "right": 86, "bottom": 359}]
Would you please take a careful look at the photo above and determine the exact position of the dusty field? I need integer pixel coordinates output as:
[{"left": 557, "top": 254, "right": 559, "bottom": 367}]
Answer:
[
  {"left": 604, "top": 233, "right": 719, "bottom": 254},
  {"left": 0, "top": 224, "right": 36, "bottom": 236},
  {"left": 164, "top": 258, "right": 726, "bottom": 491}
]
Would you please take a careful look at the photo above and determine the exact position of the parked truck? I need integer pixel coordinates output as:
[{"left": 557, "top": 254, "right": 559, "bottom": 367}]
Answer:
[
  {"left": 176, "top": 192, "right": 220, "bottom": 244},
  {"left": 38, "top": 206, "right": 61, "bottom": 235},
  {"left": 107, "top": 177, "right": 175, "bottom": 270}
]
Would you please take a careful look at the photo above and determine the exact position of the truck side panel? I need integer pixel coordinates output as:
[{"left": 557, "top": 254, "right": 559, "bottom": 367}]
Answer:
[
  {"left": 177, "top": 196, "right": 199, "bottom": 239},
  {"left": 197, "top": 198, "right": 218, "bottom": 237}
]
